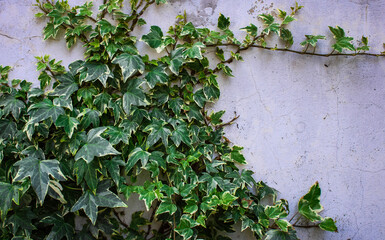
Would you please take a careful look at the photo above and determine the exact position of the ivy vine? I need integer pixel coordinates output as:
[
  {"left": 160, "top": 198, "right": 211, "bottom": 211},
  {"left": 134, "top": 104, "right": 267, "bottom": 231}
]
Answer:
[{"left": 0, "top": 0, "right": 381, "bottom": 239}]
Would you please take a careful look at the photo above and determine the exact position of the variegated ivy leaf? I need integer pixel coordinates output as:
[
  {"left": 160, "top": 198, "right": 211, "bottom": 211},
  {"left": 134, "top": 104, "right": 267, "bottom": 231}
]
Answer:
[
  {"left": 79, "top": 62, "right": 113, "bottom": 87},
  {"left": 75, "top": 127, "right": 120, "bottom": 163},
  {"left": 145, "top": 66, "right": 169, "bottom": 88},
  {"left": 218, "top": 13, "right": 230, "bottom": 30},
  {"left": 49, "top": 72, "right": 78, "bottom": 99},
  {"left": 156, "top": 198, "right": 177, "bottom": 215},
  {"left": 264, "top": 229, "right": 298, "bottom": 240},
  {"left": 27, "top": 99, "right": 64, "bottom": 124},
  {"left": 319, "top": 217, "right": 338, "bottom": 232},
  {"left": 143, "top": 119, "right": 171, "bottom": 147},
  {"left": 141, "top": 26, "right": 163, "bottom": 49},
  {"left": 55, "top": 114, "right": 80, "bottom": 138},
  {"left": 106, "top": 126, "right": 130, "bottom": 145},
  {"left": 126, "top": 147, "right": 150, "bottom": 172},
  {"left": 169, "top": 47, "right": 185, "bottom": 75},
  {"left": 13, "top": 157, "right": 66, "bottom": 205},
  {"left": 329, "top": 26, "right": 355, "bottom": 52},
  {"left": 0, "top": 95, "right": 26, "bottom": 120},
  {"left": 0, "top": 182, "right": 21, "bottom": 219},
  {"left": 298, "top": 181, "right": 323, "bottom": 222},
  {"left": 170, "top": 122, "right": 192, "bottom": 147},
  {"left": 183, "top": 42, "right": 205, "bottom": 59},
  {"left": 240, "top": 23, "right": 258, "bottom": 37},
  {"left": 259, "top": 14, "right": 280, "bottom": 35},
  {"left": 40, "top": 213, "right": 74, "bottom": 240},
  {"left": 122, "top": 78, "right": 149, "bottom": 115},
  {"left": 112, "top": 53, "right": 145, "bottom": 81},
  {"left": 300, "top": 35, "right": 326, "bottom": 47},
  {"left": 71, "top": 181, "right": 127, "bottom": 225}
]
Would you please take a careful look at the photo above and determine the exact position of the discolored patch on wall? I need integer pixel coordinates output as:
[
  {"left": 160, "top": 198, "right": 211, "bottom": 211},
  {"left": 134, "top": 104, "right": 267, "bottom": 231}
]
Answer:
[{"left": 248, "top": 0, "right": 275, "bottom": 18}]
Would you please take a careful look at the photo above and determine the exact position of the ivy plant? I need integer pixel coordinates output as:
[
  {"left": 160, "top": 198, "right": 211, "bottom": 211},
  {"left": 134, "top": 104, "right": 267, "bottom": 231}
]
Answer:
[{"left": 2, "top": 0, "right": 380, "bottom": 239}]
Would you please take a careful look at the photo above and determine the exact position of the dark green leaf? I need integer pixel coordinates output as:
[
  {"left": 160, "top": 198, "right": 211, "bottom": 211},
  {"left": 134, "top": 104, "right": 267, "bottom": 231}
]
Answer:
[
  {"left": 218, "top": 14, "right": 230, "bottom": 30},
  {"left": 55, "top": 115, "right": 80, "bottom": 138},
  {"left": 0, "top": 182, "right": 21, "bottom": 219},
  {"left": 126, "top": 147, "right": 150, "bottom": 172},
  {"left": 40, "top": 213, "right": 74, "bottom": 240},
  {"left": 319, "top": 217, "right": 338, "bottom": 232},
  {"left": 0, "top": 95, "right": 26, "bottom": 120},
  {"left": 142, "top": 26, "right": 163, "bottom": 49},
  {"left": 112, "top": 53, "right": 145, "bottom": 81},
  {"left": 298, "top": 182, "right": 323, "bottom": 222}
]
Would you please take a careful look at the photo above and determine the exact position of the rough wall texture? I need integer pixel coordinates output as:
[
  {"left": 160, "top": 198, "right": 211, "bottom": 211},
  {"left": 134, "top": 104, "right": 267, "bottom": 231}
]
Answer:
[{"left": 1, "top": 0, "right": 385, "bottom": 239}]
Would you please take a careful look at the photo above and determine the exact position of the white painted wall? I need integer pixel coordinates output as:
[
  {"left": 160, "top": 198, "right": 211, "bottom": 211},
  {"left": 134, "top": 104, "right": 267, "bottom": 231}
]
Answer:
[{"left": 1, "top": 0, "right": 385, "bottom": 239}]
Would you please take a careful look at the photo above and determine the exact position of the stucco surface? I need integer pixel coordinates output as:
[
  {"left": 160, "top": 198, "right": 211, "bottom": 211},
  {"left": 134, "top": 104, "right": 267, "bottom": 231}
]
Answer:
[{"left": 1, "top": 0, "right": 385, "bottom": 239}]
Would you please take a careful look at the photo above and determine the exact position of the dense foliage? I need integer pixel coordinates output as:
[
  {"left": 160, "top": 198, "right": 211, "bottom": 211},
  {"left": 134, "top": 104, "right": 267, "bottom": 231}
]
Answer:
[{"left": 4, "top": 0, "right": 380, "bottom": 239}]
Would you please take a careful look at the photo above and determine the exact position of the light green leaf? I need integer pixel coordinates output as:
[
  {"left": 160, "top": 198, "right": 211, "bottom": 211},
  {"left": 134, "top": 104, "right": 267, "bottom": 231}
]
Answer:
[
  {"left": 276, "top": 219, "right": 291, "bottom": 232},
  {"left": 97, "top": 19, "right": 116, "bottom": 37},
  {"left": 75, "top": 127, "right": 120, "bottom": 163},
  {"left": 319, "top": 217, "right": 338, "bottom": 232},
  {"left": 44, "top": 23, "right": 59, "bottom": 40},
  {"left": 282, "top": 15, "right": 295, "bottom": 25},
  {"left": 240, "top": 23, "right": 258, "bottom": 37},
  {"left": 71, "top": 181, "right": 127, "bottom": 224},
  {"left": 183, "top": 42, "right": 205, "bottom": 59},
  {"left": 13, "top": 157, "right": 66, "bottom": 204},
  {"left": 112, "top": 53, "right": 145, "bottom": 81},
  {"left": 265, "top": 229, "right": 298, "bottom": 240},
  {"left": 300, "top": 35, "right": 326, "bottom": 47},
  {"left": 55, "top": 115, "right": 80, "bottom": 138}
]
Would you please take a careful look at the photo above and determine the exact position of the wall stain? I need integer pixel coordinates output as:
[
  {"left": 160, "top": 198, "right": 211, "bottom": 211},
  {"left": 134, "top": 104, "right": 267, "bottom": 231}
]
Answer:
[{"left": 248, "top": 0, "right": 274, "bottom": 18}]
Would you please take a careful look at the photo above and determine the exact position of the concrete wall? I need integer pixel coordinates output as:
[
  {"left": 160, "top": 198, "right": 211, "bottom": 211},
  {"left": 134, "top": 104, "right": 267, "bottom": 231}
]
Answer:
[{"left": 1, "top": 0, "right": 385, "bottom": 239}]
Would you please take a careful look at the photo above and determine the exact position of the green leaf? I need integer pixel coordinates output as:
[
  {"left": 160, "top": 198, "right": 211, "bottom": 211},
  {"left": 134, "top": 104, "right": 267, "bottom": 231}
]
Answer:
[
  {"left": 265, "top": 204, "right": 288, "bottom": 219},
  {"left": 142, "top": 26, "right": 163, "bottom": 49},
  {"left": 27, "top": 99, "right": 64, "bottom": 124},
  {"left": 50, "top": 73, "right": 79, "bottom": 99},
  {"left": 145, "top": 66, "right": 169, "bottom": 88},
  {"left": 265, "top": 229, "right": 298, "bottom": 240},
  {"left": 43, "top": 23, "right": 59, "bottom": 40},
  {"left": 0, "top": 119, "right": 18, "bottom": 140},
  {"left": 7, "top": 207, "right": 37, "bottom": 234},
  {"left": 104, "top": 157, "right": 125, "bottom": 186},
  {"left": 143, "top": 119, "right": 171, "bottom": 147},
  {"left": 240, "top": 23, "right": 258, "bottom": 37},
  {"left": 280, "top": 28, "right": 294, "bottom": 45},
  {"left": 112, "top": 53, "right": 145, "bottom": 81},
  {"left": 282, "top": 15, "right": 295, "bottom": 25},
  {"left": 180, "top": 22, "right": 199, "bottom": 38},
  {"left": 298, "top": 182, "right": 323, "bottom": 222},
  {"left": 0, "top": 182, "right": 21, "bottom": 219},
  {"left": 259, "top": 14, "right": 280, "bottom": 35},
  {"left": 71, "top": 181, "right": 127, "bottom": 224},
  {"left": 300, "top": 35, "right": 326, "bottom": 47},
  {"left": 0, "top": 95, "right": 25, "bottom": 120},
  {"left": 329, "top": 26, "right": 355, "bottom": 52},
  {"left": 276, "top": 219, "right": 291, "bottom": 232},
  {"left": 126, "top": 147, "right": 150, "bottom": 172},
  {"left": 97, "top": 19, "right": 116, "bottom": 37},
  {"left": 73, "top": 159, "right": 98, "bottom": 192},
  {"left": 319, "top": 217, "right": 338, "bottom": 232},
  {"left": 169, "top": 48, "right": 185, "bottom": 75},
  {"left": 13, "top": 157, "right": 66, "bottom": 204},
  {"left": 122, "top": 78, "right": 149, "bottom": 114},
  {"left": 168, "top": 98, "right": 183, "bottom": 115},
  {"left": 75, "top": 127, "right": 120, "bottom": 163},
  {"left": 183, "top": 42, "right": 205, "bottom": 59},
  {"left": 218, "top": 13, "right": 230, "bottom": 30},
  {"left": 79, "top": 108, "right": 101, "bottom": 128},
  {"left": 156, "top": 198, "right": 177, "bottom": 215},
  {"left": 55, "top": 115, "right": 80, "bottom": 138},
  {"left": 106, "top": 126, "right": 130, "bottom": 145},
  {"left": 40, "top": 213, "right": 74, "bottom": 240},
  {"left": 231, "top": 146, "right": 247, "bottom": 164},
  {"left": 80, "top": 63, "right": 113, "bottom": 87},
  {"left": 170, "top": 123, "right": 191, "bottom": 147}
]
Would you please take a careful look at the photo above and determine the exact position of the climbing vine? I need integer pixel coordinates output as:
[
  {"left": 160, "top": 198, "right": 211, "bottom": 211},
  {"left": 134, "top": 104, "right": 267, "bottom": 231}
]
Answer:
[{"left": 0, "top": 0, "right": 380, "bottom": 239}]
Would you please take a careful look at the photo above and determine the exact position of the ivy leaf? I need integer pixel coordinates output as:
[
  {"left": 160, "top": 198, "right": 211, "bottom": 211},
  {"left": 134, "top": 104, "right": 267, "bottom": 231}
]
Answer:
[
  {"left": 13, "top": 157, "right": 66, "bottom": 204},
  {"left": 276, "top": 219, "right": 291, "bottom": 232},
  {"left": 75, "top": 127, "right": 120, "bottom": 163},
  {"left": 40, "top": 213, "right": 74, "bottom": 240},
  {"left": 280, "top": 28, "right": 294, "bottom": 45},
  {"left": 240, "top": 23, "right": 258, "bottom": 37},
  {"left": 175, "top": 216, "right": 195, "bottom": 240},
  {"left": 329, "top": 26, "right": 355, "bottom": 52},
  {"left": 0, "top": 120, "right": 18, "bottom": 140},
  {"left": 0, "top": 95, "right": 26, "bottom": 120},
  {"left": 169, "top": 48, "right": 185, "bottom": 75},
  {"left": 259, "top": 14, "right": 280, "bottom": 35},
  {"left": 141, "top": 26, "right": 163, "bottom": 49},
  {"left": 79, "top": 108, "right": 101, "bottom": 128},
  {"left": 218, "top": 13, "right": 230, "bottom": 30},
  {"left": 27, "top": 99, "right": 64, "bottom": 124},
  {"left": 0, "top": 182, "right": 21, "bottom": 219},
  {"left": 282, "top": 15, "right": 295, "bottom": 25},
  {"left": 55, "top": 115, "right": 80, "bottom": 138},
  {"left": 97, "top": 19, "right": 116, "bottom": 37},
  {"left": 104, "top": 157, "right": 125, "bottom": 186},
  {"left": 80, "top": 63, "right": 113, "bottom": 87},
  {"left": 319, "top": 217, "right": 338, "bottom": 232},
  {"left": 265, "top": 229, "right": 298, "bottom": 240},
  {"left": 183, "top": 42, "right": 205, "bottom": 59},
  {"left": 112, "top": 53, "right": 145, "bottom": 81},
  {"left": 50, "top": 73, "right": 79, "bottom": 99},
  {"left": 143, "top": 119, "right": 171, "bottom": 147},
  {"left": 170, "top": 123, "right": 192, "bottom": 147},
  {"left": 7, "top": 207, "right": 37, "bottom": 234},
  {"left": 122, "top": 78, "right": 149, "bottom": 115},
  {"left": 73, "top": 159, "right": 98, "bottom": 192},
  {"left": 43, "top": 23, "right": 59, "bottom": 40},
  {"left": 126, "top": 147, "right": 150, "bottom": 172},
  {"left": 145, "top": 66, "right": 169, "bottom": 88},
  {"left": 106, "top": 126, "right": 130, "bottom": 145},
  {"left": 265, "top": 204, "right": 288, "bottom": 219},
  {"left": 298, "top": 182, "right": 323, "bottom": 222},
  {"left": 300, "top": 35, "right": 326, "bottom": 47},
  {"left": 71, "top": 181, "right": 127, "bottom": 224}
]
